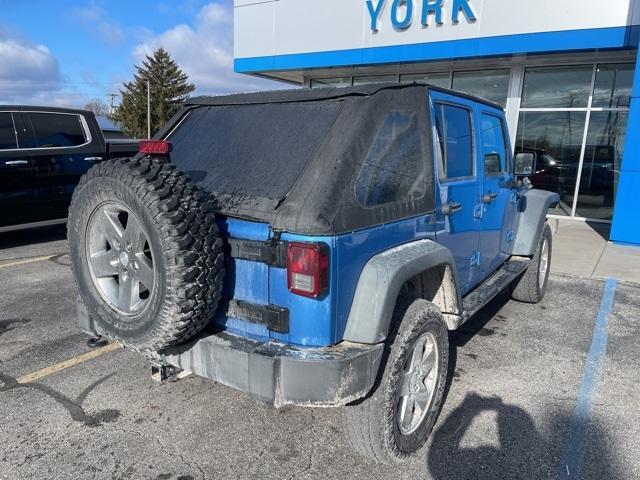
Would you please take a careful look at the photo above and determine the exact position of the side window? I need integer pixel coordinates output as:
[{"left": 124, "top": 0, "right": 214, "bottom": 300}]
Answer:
[
  {"left": 13, "top": 113, "right": 38, "bottom": 149},
  {"left": 28, "top": 112, "right": 87, "bottom": 148},
  {"left": 435, "top": 104, "right": 474, "bottom": 180},
  {"left": 481, "top": 113, "right": 508, "bottom": 176},
  {"left": 0, "top": 113, "right": 17, "bottom": 150},
  {"left": 355, "top": 110, "right": 426, "bottom": 207}
]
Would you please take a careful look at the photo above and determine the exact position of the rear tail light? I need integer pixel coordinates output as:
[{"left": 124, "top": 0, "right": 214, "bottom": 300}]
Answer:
[
  {"left": 287, "top": 242, "right": 329, "bottom": 298},
  {"left": 139, "top": 140, "right": 172, "bottom": 155}
]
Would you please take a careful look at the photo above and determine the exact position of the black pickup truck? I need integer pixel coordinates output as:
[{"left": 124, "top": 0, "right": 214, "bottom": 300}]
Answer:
[{"left": 0, "top": 106, "right": 139, "bottom": 232}]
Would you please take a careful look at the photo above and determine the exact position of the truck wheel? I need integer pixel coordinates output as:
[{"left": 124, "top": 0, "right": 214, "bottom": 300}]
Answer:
[
  {"left": 511, "top": 222, "right": 552, "bottom": 303},
  {"left": 341, "top": 297, "right": 449, "bottom": 464},
  {"left": 68, "top": 158, "right": 225, "bottom": 352}
]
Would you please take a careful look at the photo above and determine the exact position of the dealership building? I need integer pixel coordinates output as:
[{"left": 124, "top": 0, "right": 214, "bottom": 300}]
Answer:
[{"left": 233, "top": 0, "right": 640, "bottom": 245}]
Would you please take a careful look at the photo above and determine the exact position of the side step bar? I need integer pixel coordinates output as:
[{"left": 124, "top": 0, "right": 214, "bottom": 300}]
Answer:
[{"left": 445, "top": 257, "right": 530, "bottom": 330}]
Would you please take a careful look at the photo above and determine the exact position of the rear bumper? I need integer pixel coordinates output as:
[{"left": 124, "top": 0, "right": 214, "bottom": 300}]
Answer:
[
  {"left": 160, "top": 331, "right": 384, "bottom": 407},
  {"left": 77, "top": 297, "right": 384, "bottom": 407}
]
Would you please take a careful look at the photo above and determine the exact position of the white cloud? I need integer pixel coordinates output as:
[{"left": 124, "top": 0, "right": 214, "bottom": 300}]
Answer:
[
  {"left": 0, "top": 36, "right": 64, "bottom": 104},
  {"left": 132, "top": 2, "right": 289, "bottom": 95},
  {"left": 198, "top": 3, "right": 231, "bottom": 26},
  {"left": 73, "top": 5, "right": 125, "bottom": 45}
]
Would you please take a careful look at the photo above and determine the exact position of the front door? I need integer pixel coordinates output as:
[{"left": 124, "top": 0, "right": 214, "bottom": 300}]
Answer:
[
  {"left": 478, "top": 111, "right": 517, "bottom": 274},
  {"left": 0, "top": 112, "right": 37, "bottom": 227},
  {"left": 431, "top": 94, "right": 482, "bottom": 295}
]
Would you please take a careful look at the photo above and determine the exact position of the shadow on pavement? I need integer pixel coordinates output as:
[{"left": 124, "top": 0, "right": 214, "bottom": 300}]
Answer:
[
  {"left": 0, "top": 224, "right": 67, "bottom": 249},
  {"left": 450, "top": 289, "right": 512, "bottom": 348},
  {"left": 585, "top": 221, "right": 611, "bottom": 242},
  {"left": 426, "top": 393, "right": 621, "bottom": 479}
]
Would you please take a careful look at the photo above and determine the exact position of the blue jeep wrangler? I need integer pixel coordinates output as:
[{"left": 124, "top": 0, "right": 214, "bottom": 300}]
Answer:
[{"left": 69, "top": 84, "right": 559, "bottom": 463}]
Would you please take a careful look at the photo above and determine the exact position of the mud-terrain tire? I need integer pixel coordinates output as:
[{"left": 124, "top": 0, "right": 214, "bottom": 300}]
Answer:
[
  {"left": 68, "top": 157, "right": 225, "bottom": 352},
  {"left": 511, "top": 222, "right": 552, "bottom": 304},
  {"left": 342, "top": 297, "right": 449, "bottom": 464}
]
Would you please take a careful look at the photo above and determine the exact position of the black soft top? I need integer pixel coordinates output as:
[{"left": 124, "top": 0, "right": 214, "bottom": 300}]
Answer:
[
  {"left": 184, "top": 83, "right": 503, "bottom": 110},
  {"left": 185, "top": 83, "right": 410, "bottom": 106},
  {"left": 159, "top": 84, "right": 439, "bottom": 235}
]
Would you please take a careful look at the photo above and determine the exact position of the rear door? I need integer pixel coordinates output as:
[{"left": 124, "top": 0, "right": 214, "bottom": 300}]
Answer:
[
  {"left": 216, "top": 217, "right": 274, "bottom": 339},
  {"left": 430, "top": 93, "right": 483, "bottom": 294},
  {"left": 478, "top": 110, "right": 517, "bottom": 274},
  {"left": 26, "top": 111, "right": 99, "bottom": 220}
]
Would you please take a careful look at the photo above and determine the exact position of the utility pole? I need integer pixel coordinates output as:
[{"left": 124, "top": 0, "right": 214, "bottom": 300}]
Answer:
[
  {"left": 147, "top": 80, "right": 151, "bottom": 139},
  {"left": 107, "top": 93, "right": 118, "bottom": 116}
]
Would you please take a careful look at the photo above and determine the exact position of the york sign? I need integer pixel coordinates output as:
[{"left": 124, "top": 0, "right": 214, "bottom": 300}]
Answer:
[{"left": 366, "top": 0, "right": 477, "bottom": 31}]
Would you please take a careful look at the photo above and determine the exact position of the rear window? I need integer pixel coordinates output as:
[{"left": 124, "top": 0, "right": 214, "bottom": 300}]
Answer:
[
  {"left": 168, "top": 101, "right": 343, "bottom": 201},
  {"left": 0, "top": 113, "right": 16, "bottom": 149},
  {"left": 29, "top": 112, "right": 87, "bottom": 148},
  {"left": 355, "top": 111, "right": 425, "bottom": 207}
]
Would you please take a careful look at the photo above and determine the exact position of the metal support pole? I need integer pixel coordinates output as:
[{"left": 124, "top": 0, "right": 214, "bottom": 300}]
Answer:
[{"left": 147, "top": 80, "right": 151, "bottom": 139}]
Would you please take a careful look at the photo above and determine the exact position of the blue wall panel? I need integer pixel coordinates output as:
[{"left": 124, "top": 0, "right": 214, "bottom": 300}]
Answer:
[
  {"left": 235, "top": 26, "right": 640, "bottom": 73},
  {"left": 611, "top": 49, "right": 640, "bottom": 246}
]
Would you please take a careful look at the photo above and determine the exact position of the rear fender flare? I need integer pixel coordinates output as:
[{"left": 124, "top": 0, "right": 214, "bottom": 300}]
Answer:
[{"left": 342, "top": 239, "right": 461, "bottom": 344}]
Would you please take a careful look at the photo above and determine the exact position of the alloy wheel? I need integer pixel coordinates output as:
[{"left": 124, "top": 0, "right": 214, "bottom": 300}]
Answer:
[
  {"left": 85, "top": 202, "right": 155, "bottom": 316},
  {"left": 396, "top": 332, "right": 440, "bottom": 435}
]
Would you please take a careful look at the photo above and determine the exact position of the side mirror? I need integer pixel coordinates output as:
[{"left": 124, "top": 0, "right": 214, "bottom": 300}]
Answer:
[{"left": 514, "top": 152, "right": 536, "bottom": 177}]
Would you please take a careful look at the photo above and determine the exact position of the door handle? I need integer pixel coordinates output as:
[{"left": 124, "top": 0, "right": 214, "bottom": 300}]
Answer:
[
  {"left": 442, "top": 202, "right": 462, "bottom": 216},
  {"left": 5, "top": 160, "right": 29, "bottom": 166},
  {"left": 84, "top": 156, "right": 103, "bottom": 162},
  {"left": 482, "top": 191, "right": 498, "bottom": 204}
]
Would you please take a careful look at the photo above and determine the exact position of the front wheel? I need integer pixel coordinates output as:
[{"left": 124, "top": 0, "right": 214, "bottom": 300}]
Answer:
[
  {"left": 341, "top": 297, "right": 449, "bottom": 464},
  {"left": 511, "top": 222, "right": 552, "bottom": 303}
]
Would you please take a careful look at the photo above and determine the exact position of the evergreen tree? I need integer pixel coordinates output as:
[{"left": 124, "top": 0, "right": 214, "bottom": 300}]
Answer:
[{"left": 114, "top": 48, "right": 195, "bottom": 138}]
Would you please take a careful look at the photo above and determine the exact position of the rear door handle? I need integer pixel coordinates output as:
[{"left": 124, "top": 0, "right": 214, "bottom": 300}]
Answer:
[
  {"left": 84, "top": 156, "right": 103, "bottom": 162},
  {"left": 5, "top": 160, "right": 29, "bottom": 166},
  {"left": 442, "top": 202, "right": 462, "bottom": 216},
  {"left": 483, "top": 191, "right": 498, "bottom": 204}
]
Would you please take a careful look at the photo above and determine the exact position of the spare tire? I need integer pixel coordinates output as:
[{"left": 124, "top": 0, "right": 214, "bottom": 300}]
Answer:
[{"left": 68, "top": 158, "right": 225, "bottom": 352}]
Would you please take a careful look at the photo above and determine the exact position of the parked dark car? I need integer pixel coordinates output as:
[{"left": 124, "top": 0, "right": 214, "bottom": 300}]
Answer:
[
  {"left": 0, "top": 106, "right": 138, "bottom": 232},
  {"left": 518, "top": 145, "right": 616, "bottom": 203}
]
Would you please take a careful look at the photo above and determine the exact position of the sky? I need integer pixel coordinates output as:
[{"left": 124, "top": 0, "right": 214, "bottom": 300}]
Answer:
[{"left": 0, "top": 0, "right": 286, "bottom": 108}]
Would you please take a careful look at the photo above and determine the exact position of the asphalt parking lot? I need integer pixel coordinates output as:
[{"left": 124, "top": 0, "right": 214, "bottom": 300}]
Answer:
[{"left": 0, "top": 227, "right": 639, "bottom": 480}]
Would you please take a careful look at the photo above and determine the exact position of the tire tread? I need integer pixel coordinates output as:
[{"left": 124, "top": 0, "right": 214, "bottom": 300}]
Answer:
[{"left": 68, "top": 158, "right": 225, "bottom": 353}]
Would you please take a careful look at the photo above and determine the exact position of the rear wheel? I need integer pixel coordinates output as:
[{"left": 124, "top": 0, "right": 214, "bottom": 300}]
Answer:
[
  {"left": 511, "top": 222, "right": 552, "bottom": 303},
  {"left": 68, "top": 158, "right": 225, "bottom": 352},
  {"left": 341, "top": 297, "right": 449, "bottom": 464}
]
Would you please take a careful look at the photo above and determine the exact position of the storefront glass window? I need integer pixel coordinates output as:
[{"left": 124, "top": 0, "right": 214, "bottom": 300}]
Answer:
[
  {"left": 452, "top": 69, "right": 509, "bottom": 107},
  {"left": 592, "top": 63, "right": 634, "bottom": 108},
  {"left": 310, "top": 77, "right": 352, "bottom": 88},
  {"left": 400, "top": 73, "right": 450, "bottom": 88},
  {"left": 353, "top": 75, "right": 398, "bottom": 85},
  {"left": 515, "top": 111, "right": 587, "bottom": 216},
  {"left": 575, "top": 111, "right": 628, "bottom": 220},
  {"left": 521, "top": 66, "right": 592, "bottom": 108}
]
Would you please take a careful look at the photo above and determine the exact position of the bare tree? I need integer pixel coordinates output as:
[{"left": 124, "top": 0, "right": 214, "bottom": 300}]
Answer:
[{"left": 84, "top": 98, "right": 110, "bottom": 116}]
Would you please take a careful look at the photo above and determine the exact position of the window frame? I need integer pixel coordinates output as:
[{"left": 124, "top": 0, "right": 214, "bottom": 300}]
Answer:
[
  {"left": 433, "top": 101, "right": 477, "bottom": 183},
  {"left": 0, "top": 110, "right": 92, "bottom": 152},
  {"left": 451, "top": 69, "right": 511, "bottom": 108},
  {"left": 517, "top": 61, "right": 633, "bottom": 221}
]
